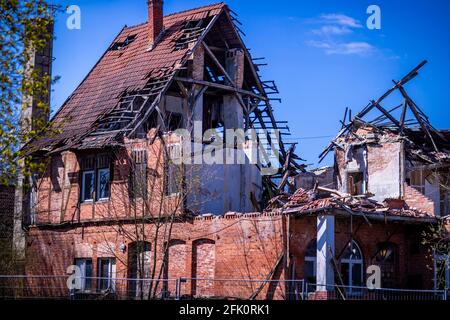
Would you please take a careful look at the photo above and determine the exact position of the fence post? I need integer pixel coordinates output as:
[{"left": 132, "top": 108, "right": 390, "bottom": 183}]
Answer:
[
  {"left": 175, "top": 277, "right": 187, "bottom": 300},
  {"left": 302, "top": 280, "right": 307, "bottom": 300}
]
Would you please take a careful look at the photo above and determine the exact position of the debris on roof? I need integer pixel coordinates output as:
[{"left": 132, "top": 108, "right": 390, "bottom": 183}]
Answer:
[
  {"left": 267, "top": 187, "right": 437, "bottom": 220},
  {"left": 319, "top": 60, "right": 450, "bottom": 165},
  {"left": 30, "top": 3, "right": 227, "bottom": 152}
]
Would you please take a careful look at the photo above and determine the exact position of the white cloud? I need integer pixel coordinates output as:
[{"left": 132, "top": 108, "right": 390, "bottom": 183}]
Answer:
[
  {"left": 305, "top": 13, "right": 377, "bottom": 56},
  {"left": 306, "top": 40, "right": 374, "bottom": 55},
  {"left": 312, "top": 25, "right": 353, "bottom": 36},
  {"left": 319, "top": 13, "right": 363, "bottom": 29}
]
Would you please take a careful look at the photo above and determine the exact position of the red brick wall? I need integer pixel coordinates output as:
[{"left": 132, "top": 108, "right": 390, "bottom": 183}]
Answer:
[
  {"left": 24, "top": 212, "right": 285, "bottom": 299},
  {"left": 289, "top": 215, "right": 433, "bottom": 290},
  {"left": 35, "top": 132, "right": 183, "bottom": 225},
  {"left": 403, "top": 183, "right": 435, "bottom": 215}
]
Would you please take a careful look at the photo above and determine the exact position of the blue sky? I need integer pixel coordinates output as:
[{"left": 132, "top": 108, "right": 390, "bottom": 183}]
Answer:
[{"left": 50, "top": 0, "right": 450, "bottom": 167}]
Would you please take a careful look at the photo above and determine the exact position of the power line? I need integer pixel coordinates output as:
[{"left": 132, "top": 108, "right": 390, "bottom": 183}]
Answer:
[{"left": 285, "top": 135, "right": 334, "bottom": 141}]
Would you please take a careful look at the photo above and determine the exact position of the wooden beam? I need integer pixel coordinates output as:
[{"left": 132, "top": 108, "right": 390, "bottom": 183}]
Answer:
[
  {"left": 371, "top": 100, "right": 401, "bottom": 127},
  {"left": 176, "top": 81, "right": 189, "bottom": 98},
  {"left": 399, "top": 99, "right": 408, "bottom": 133},
  {"left": 396, "top": 83, "right": 439, "bottom": 152},
  {"left": 203, "top": 41, "right": 236, "bottom": 87},
  {"left": 172, "top": 76, "right": 266, "bottom": 101}
]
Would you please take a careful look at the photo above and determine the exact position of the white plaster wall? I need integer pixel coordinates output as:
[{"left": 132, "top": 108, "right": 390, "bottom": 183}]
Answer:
[
  {"left": 367, "top": 143, "right": 402, "bottom": 202},
  {"left": 425, "top": 175, "right": 440, "bottom": 216},
  {"left": 185, "top": 147, "right": 262, "bottom": 215}
]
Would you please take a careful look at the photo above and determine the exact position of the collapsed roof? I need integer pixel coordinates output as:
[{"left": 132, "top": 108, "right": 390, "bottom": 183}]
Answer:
[
  {"left": 27, "top": 2, "right": 304, "bottom": 183},
  {"left": 267, "top": 187, "right": 437, "bottom": 222},
  {"left": 319, "top": 61, "right": 450, "bottom": 165}
]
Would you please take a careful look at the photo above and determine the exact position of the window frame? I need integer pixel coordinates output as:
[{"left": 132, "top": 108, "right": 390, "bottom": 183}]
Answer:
[
  {"left": 340, "top": 241, "right": 364, "bottom": 295},
  {"left": 74, "top": 258, "right": 93, "bottom": 293},
  {"left": 409, "top": 169, "right": 425, "bottom": 194},
  {"left": 97, "top": 167, "right": 111, "bottom": 201},
  {"left": 97, "top": 258, "right": 116, "bottom": 292},
  {"left": 304, "top": 239, "right": 317, "bottom": 286},
  {"left": 81, "top": 170, "right": 95, "bottom": 203}
]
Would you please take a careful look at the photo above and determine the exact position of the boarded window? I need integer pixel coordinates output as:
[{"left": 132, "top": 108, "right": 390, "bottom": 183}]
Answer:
[
  {"left": 130, "top": 150, "right": 148, "bottom": 200},
  {"left": 166, "top": 144, "right": 183, "bottom": 196}
]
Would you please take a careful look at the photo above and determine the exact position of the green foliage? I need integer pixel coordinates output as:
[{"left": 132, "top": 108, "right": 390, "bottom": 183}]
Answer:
[
  {"left": 0, "top": 0, "right": 60, "bottom": 185},
  {"left": 422, "top": 220, "right": 450, "bottom": 289}
]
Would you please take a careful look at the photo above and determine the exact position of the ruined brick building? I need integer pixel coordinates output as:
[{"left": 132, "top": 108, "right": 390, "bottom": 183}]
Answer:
[{"left": 9, "top": 1, "right": 450, "bottom": 300}]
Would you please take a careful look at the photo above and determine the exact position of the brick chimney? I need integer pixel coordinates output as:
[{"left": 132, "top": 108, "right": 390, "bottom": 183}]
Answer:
[{"left": 147, "top": 0, "right": 164, "bottom": 47}]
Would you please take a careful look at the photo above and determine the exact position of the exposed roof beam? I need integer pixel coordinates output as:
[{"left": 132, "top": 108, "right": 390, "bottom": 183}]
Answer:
[{"left": 172, "top": 76, "right": 266, "bottom": 101}]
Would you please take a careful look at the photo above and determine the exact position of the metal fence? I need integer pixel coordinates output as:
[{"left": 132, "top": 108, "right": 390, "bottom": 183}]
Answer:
[
  {"left": 308, "top": 283, "right": 447, "bottom": 301},
  {"left": 0, "top": 275, "right": 447, "bottom": 300}
]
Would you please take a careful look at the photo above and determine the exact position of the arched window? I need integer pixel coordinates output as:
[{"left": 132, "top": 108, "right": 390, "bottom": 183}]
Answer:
[
  {"left": 374, "top": 242, "right": 398, "bottom": 288},
  {"left": 340, "top": 240, "right": 364, "bottom": 295},
  {"left": 304, "top": 239, "right": 317, "bottom": 285},
  {"left": 192, "top": 239, "right": 216, "bottom": 297}
]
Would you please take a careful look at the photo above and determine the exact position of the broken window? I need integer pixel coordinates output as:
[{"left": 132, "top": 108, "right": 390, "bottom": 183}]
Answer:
[
  {"left": 130, "top": 150, "right": 148, "bottom": 200},
  {"left": 81, "top": 171, "right": 95, "bottom": 202},
  {"left": 408, "top": 169, "right": 425, "bottom": 194},
  {"left": 347, "top": 172, "right": 364, "bottom": 195},
  {"left": 203, "top": 98, "right": 224, "bottom": 135},
  {"left": 97, "top": 258, "right": 116, "bottom": 292},
  {"left": 74, "top": 258, "right": 93, "bottom": 293},
  {"left": 167, "top": 112, "right": 183, "bottom": 132}
]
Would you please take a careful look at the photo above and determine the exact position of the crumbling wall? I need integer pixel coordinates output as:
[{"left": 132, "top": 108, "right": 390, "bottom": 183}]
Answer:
[
  {"left": 294, "top": 167, "right": 335, "bottom": 190},
  {"left": 24, "top": 213, "right": 284, "bottom": 299},
  {"left": 403, "top": 183, "right": 435, "bottom": 215},
  {"left": 367, "top": 142, "right": 402, "bottom": 202},
  {"left": 289, "top": 215, "right": 434, "bottom": 290}
]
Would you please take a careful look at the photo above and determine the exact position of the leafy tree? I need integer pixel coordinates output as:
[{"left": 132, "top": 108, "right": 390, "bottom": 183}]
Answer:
[{"left": 0, "top": 0, "right": 59, "bottom": 185}]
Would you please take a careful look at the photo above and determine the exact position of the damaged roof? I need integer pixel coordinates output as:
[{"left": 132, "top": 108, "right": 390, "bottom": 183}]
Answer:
[
  {"left": 319, "top": 60, "right": 450, "bottom": 164},
  {"left": 268, "top": 188, "right": 437, "bottom": 221},
  {"left": 31, "top": 3, "right": 227, "bottom": 152}
]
